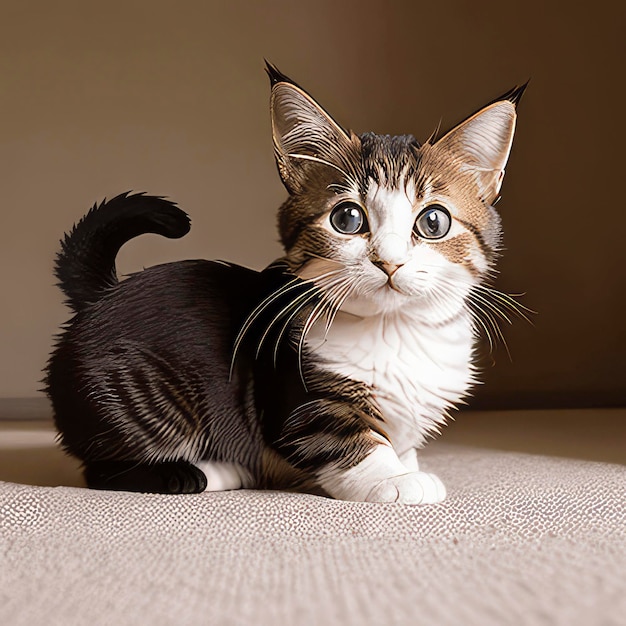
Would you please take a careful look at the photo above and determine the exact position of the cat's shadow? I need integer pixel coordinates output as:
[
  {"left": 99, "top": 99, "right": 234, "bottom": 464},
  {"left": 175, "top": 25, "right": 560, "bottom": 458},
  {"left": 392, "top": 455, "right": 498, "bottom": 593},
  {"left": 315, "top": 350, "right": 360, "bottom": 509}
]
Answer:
[{"left": 0, "top": 431, "right": 85, "bottom": 488}]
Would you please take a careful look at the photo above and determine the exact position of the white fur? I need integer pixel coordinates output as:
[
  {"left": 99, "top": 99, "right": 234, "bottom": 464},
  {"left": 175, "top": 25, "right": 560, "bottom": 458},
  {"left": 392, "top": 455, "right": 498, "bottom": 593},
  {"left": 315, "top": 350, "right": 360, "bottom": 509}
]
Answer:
[
  {"left": 398, "top": 447, "right": 419, "bottom": 472},
  {"left": 319, "top": 439, "right": 446, "bottom": 504},
  {"left": 307, "top": 306, "right": 475, "bottom": 455},
  {"left": 366, "top": 184, "right": 414, "bottom": 265},
  {"left": 310, "top": 180, "right": 479, "bottom": 452}
]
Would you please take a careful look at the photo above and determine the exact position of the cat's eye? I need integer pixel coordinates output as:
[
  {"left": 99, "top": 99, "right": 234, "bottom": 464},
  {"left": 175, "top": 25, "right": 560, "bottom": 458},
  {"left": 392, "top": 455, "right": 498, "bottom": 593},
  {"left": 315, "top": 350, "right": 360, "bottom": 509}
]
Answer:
[
  {"left": 329, "top": 202, "right": 369, "bottom": 235},
  {"left": 413, "top": 205, "right": 452, "bottom": 240}
]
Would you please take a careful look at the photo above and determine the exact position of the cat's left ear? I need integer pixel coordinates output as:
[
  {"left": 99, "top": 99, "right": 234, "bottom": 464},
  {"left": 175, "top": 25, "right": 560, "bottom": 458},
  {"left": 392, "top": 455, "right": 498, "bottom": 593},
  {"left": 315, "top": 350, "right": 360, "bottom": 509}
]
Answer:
[
  {"left": 433, "top": 85, "right": 527, "bottom": 203},
  {"left": 266, "top": 62, "right": 360, "bottom": 194}
]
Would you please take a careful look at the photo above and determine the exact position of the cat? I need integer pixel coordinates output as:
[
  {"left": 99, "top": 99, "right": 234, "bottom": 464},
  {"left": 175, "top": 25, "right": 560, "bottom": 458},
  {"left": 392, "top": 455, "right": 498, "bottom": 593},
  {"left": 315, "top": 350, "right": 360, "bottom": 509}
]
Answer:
[{"left": 45, "top": 63, "right": 526, "bottom": 503}]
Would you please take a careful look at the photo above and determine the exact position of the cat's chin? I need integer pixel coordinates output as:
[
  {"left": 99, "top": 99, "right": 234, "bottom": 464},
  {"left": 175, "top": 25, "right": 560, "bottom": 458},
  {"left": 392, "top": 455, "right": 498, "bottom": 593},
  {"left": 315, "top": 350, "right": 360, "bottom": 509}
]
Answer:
[
  {"left": 340, "top": 282, "right": 468, "bottom": 322},
  {"left": 340, "top": 285, "right": 423, "bottom": 318}
]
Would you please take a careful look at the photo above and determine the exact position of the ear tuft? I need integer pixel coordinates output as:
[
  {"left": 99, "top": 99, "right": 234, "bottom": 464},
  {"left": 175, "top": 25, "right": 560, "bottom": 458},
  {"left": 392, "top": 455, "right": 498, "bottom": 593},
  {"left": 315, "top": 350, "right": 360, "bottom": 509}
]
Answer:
[
  {"left": 497, "top": 81, "right": 529, "bottom": 108},
  {"left": 433, "top": 86, "right": 526, "bottom": 203},
  {"left": 264, "top": 61, "right": 298, "bottom": 88}
]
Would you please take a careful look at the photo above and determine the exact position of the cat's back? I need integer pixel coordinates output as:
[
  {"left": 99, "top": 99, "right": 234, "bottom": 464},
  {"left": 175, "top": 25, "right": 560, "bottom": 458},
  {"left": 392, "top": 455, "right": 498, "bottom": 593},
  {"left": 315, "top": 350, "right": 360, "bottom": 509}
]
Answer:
[
  {"left": 58, "top": 259, "right": 258, "bottom": 347},
  {"left": 48, "top": 259, "right": 263, "bottom": 405},
  {"left": 104, "top": 259, "right": 259, "bottom": 324}
]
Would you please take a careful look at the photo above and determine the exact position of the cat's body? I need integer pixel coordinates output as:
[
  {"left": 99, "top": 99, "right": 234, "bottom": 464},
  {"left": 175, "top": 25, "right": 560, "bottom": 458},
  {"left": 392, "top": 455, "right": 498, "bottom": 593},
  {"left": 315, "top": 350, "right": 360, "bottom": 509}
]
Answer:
[{"left": 46, "top": 64, "right": 525, "bottom": 503}]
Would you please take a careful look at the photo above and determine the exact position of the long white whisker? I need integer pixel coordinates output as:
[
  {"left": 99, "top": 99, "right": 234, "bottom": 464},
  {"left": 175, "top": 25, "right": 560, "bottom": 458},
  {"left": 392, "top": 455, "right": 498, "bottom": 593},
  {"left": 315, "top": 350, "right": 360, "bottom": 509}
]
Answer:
[
  {"left": 255, "top": 286, "right": 322, "bottom": 359},
  {"left": 323, "top": 282, "right": 354, "bottom": 338},
  {"left": 230, "top": 266, "right": 348, "bottom": 377},
  {"left": 470, "top": 290, "right": 514, "bottom": 325},
  {"left": 232, "top": 279, "right": 301, "bottom": 353},
  {"left": 296, "top": 272, "right": 356, "bottom": 386},
  {"left": 269, "top": 266, "right": 348, "bottom": 367}
]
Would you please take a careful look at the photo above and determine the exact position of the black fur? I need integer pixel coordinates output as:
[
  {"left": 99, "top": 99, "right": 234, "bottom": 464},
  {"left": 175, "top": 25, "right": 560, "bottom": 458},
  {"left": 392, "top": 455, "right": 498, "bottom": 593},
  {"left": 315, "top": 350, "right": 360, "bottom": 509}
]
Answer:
[
  {"left": 46, "top": 194, "right": 380, "bottom": 493},
  {"left": 55, "top": 192, "right": 190, "bottom": 311}
]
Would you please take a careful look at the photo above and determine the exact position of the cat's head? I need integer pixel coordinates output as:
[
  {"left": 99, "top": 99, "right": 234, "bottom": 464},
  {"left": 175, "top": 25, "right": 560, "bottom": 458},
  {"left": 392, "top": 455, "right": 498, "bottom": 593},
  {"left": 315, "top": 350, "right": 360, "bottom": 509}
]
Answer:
[{"left": 268, "top": 63, "right": 524, "bottom": 322}]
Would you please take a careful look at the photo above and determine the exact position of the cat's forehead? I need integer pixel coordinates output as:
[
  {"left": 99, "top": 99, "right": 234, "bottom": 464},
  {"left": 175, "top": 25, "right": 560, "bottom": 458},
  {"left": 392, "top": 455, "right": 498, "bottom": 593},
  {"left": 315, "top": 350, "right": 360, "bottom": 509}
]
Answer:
[
  {"left": 359, "top": 133, "right": 420, "bottom": 187},
  {"left": 357, "top": 132, "right": 480, "bottom": 208}
]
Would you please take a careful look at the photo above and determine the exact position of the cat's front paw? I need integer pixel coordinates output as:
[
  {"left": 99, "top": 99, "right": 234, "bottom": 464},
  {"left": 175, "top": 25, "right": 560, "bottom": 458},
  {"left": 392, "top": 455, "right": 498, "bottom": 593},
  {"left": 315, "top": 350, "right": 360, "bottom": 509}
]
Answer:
[{"left": 365, "top": 471, "right": 446, "bottom": 504}]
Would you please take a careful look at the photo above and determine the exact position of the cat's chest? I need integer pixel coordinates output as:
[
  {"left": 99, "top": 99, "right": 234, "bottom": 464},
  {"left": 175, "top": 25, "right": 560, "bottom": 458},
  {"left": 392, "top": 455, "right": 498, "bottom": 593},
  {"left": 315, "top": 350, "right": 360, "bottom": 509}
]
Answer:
[{"left": 305, "top": 310, "right": 475, "bottom": 452}]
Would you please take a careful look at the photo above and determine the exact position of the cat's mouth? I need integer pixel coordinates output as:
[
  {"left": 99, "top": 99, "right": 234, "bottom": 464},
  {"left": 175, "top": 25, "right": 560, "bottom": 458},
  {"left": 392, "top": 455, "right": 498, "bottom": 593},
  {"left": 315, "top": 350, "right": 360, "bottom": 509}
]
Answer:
[
  {"left": 385, "top": 276, "right": 405, "bottom": 294},
  {"left": 375, "top": 266, "right": 412, "bottom": 297}
]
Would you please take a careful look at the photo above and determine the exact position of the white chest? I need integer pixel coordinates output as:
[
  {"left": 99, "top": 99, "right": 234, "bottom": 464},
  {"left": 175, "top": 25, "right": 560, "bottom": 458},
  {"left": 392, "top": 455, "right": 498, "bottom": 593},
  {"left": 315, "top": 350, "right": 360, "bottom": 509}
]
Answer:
[{"left": 305, "top": 310, "right": 476, "bottom": 453}]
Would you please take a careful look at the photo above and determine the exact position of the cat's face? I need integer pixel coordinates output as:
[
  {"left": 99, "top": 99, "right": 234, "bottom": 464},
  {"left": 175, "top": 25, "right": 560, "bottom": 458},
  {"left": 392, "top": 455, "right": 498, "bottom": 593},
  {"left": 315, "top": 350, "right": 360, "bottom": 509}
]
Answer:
[{"left": 268, "top": 66, "right": 522, "bottom": 322}]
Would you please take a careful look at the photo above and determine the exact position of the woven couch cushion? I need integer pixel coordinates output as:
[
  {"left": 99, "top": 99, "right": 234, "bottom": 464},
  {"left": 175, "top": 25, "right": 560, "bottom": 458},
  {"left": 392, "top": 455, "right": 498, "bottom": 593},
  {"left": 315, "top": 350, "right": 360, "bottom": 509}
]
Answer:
[{"left": 1, "top": 443, "right": 625, "bottom": 626}]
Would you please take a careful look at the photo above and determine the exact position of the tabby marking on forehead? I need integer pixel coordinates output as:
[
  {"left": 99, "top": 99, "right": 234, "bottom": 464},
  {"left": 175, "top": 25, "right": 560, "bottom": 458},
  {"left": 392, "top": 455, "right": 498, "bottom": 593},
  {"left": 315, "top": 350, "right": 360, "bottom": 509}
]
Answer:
[{"left": 360, "top": 132, "right": 420, "bottom": 189}]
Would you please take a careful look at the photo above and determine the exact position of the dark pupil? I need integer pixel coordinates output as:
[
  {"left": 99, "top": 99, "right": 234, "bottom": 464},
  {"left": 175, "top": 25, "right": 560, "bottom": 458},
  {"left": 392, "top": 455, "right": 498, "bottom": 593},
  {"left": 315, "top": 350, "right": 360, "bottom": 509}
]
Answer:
[
  {"left": 425, "top": 211, "right": 440, "bottom": 234},
  {"left": 333, "top": 206, "right": 362, "bottom": 233}
]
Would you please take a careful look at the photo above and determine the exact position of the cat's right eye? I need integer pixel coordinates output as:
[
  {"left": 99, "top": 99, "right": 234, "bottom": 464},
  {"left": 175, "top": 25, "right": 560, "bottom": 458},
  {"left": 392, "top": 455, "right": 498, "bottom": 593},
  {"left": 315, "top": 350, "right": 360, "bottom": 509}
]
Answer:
[{"left": 329, "top": 202, "right": 369, "bottom": 235}]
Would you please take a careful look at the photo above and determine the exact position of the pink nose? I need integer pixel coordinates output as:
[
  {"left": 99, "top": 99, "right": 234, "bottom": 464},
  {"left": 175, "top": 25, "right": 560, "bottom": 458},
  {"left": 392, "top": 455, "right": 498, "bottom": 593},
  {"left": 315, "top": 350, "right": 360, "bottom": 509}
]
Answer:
[{"left": 373, "top": 260, "right": 402, "bottom": 276}]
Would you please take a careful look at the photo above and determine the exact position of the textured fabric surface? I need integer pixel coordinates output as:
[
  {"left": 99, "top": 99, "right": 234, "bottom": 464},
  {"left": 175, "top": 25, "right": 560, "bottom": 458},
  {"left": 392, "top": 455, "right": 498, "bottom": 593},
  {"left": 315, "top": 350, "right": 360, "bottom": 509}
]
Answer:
[{"left": 1, "top": 444, "right": 625, "bottom": 626}]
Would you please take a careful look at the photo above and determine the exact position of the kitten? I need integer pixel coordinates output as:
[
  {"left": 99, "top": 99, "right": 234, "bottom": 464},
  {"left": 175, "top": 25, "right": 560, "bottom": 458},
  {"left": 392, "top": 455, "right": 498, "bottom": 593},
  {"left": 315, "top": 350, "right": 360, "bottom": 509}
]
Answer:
[{"left": 46, "top": 63, "right": 526, "bottom": 503}]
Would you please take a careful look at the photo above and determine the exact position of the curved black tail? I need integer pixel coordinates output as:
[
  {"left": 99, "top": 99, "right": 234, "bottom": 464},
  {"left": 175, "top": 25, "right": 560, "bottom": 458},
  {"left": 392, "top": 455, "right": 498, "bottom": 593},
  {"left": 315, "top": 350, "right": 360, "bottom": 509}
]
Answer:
[{"left": 55, "top": 192, "right": 190, "bottom": 312}]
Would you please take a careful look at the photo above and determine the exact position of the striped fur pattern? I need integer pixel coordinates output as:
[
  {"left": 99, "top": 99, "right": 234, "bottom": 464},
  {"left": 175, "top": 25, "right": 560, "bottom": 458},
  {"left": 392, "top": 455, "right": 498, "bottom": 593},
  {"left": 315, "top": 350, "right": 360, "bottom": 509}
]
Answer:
[{"left": 46, "top": 65, "right": 526, "bottom": 502}]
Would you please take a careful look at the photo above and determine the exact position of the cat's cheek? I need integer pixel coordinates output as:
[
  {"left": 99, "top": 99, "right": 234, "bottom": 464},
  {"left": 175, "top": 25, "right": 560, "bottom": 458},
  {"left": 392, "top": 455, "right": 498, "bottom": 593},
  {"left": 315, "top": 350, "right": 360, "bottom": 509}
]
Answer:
[
  {"left": 338, "top": 236, "right": 368, "bottom": 259},
  {"left": 468, "top": 245, "right": 490, "bottom": 275}
]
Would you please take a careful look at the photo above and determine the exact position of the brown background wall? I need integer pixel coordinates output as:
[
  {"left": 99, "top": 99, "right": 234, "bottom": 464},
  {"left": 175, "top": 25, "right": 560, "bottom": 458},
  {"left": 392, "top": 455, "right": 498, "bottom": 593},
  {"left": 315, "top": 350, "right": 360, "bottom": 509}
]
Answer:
[{"left": 1, "top": 0, "right": 624, "bottom": 407}]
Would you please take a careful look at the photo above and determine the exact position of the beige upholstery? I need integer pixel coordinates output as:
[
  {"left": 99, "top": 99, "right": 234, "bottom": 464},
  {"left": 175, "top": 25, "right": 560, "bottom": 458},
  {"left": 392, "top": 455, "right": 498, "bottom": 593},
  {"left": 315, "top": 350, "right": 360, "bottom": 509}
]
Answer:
[{"left": 1, "top": 441, "right": 624, "bottom": 626}]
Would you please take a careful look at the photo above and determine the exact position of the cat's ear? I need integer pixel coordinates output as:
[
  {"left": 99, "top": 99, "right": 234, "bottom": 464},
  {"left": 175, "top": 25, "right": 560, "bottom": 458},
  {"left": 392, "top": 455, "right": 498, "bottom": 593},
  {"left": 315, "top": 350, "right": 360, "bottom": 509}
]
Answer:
[
  {"left": 432, "top": 85, "right": 527, "bottom": 203},
  {"left": 266, "top": 62, "right": 360, "bottom": 194}
]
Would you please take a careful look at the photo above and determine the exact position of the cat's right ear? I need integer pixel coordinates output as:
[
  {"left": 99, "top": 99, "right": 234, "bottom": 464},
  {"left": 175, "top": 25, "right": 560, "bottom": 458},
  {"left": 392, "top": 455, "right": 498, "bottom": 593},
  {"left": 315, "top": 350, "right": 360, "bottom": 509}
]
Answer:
[{"left": 266, "top": 62, "right": 360, "bottom": 194}]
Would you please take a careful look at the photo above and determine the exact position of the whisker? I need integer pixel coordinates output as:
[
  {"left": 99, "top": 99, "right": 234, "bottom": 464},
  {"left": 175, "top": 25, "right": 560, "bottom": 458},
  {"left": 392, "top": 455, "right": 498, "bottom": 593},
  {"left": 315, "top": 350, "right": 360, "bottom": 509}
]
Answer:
[
  {"left": 327, "top": 182, "right": 354, "bottom": 195},
  {"left": 287, "top": 153, "right": 357, "bottom": 190},
  {"left": 255, "top": 286, "right": 322, "bottom": 359},
  {"left": 470, "top": 290, "right": 514, "bottom": 325},
  {"left": 296, "top": 274, "right": 356, "bottom": 387},
  {"left": 422, "top": 275, "right": 512, "bottom": 356},
  {"left": 270, "top": 271, "right": 348, "bottom": 366},
  {"left": 473, "top": 285, "right": 536, "bottom": 322},
  {"left": 301, "top": 250, "right": 338, "bottom": 262},
  {"left": 229, "top": 278, "right": 304, "bottom": 379},
  {"left": 324, "top": 282, "right": 354, "bottom": 337},
  {"left": 466, "top": 296, "right": 512, "bottom": 360},
  {"left": 230, "top": 265, "right": 347, "bottom": 378},
  {"left": 470, "top": 308, "right": 496, "bottom": 352}
]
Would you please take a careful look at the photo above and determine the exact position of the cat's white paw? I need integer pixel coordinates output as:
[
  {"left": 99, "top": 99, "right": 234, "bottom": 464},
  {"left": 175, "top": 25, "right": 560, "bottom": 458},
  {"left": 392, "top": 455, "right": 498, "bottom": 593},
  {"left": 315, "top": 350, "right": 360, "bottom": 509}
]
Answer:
[
  {"left": 365, "top": 471, "right": 446, "bottom": 504},
  {"left": 319, "top": 441, "right": 447, "bottom": 504}
]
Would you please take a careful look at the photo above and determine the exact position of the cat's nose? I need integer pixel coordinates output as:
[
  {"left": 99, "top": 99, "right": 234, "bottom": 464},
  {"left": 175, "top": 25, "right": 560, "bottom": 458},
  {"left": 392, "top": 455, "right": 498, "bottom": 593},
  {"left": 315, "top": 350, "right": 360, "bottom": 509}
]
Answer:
[{"left": 372, "top": 260, "right": 403, "bottom": 277}]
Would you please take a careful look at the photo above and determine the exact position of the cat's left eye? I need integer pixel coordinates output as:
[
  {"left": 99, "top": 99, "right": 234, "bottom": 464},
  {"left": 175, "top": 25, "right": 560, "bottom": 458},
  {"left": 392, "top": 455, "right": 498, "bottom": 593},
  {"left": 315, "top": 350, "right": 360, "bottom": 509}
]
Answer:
[
  {"left": 329, "top": 202, "right": 369, "bottom": 235},
  {"left": 413, "top": 205, "right": 452, "bottom": 240}
]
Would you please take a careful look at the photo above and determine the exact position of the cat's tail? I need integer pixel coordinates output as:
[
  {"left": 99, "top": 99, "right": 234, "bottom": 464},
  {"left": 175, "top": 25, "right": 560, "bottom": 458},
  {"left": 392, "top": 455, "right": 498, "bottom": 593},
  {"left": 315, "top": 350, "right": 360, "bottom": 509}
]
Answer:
[{"left": 55, "top": 192, "right": 190, "bottom": 312}]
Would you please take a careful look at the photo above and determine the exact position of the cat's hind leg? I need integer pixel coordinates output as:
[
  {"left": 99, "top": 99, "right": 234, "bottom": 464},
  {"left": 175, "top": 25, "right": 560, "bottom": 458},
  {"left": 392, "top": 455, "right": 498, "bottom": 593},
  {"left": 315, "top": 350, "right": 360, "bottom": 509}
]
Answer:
[{"left": 83, "top": 460, "right": 208, "bottom": 494}]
